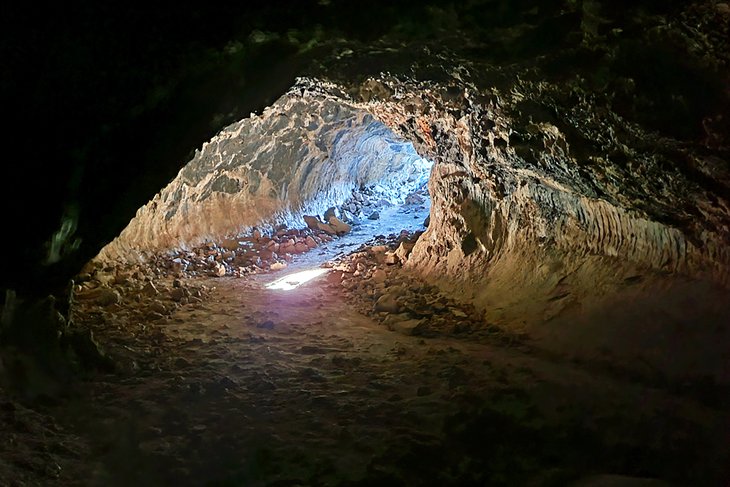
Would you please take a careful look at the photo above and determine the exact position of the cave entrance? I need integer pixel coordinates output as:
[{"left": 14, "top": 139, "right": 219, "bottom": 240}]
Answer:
[
  {"left": 96, "top": 90, "right": 436, "bottom": 287},
  {"left": 261, "top": 135, "right": 434, "bottom": 288}
]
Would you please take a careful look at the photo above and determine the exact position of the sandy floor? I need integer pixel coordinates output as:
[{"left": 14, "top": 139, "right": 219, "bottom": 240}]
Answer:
[{"left": 12, "top": 266, "right": 716, "bottom": 487}]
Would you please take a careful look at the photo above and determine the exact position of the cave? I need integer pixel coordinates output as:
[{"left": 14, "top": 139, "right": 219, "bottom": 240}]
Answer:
[{"left": 2, "top": 2, "right": 730, "bottom": 486}]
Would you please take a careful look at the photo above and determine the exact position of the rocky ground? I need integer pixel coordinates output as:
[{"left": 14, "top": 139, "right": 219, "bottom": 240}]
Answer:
[{"left": 2, "top": 192, "right": 729, "bottom": 486}]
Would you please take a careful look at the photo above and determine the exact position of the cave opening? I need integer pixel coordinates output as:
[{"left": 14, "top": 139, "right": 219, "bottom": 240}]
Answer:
[
  {"left": 52, "top": 75, "right": 729, "bottom": 486},
  {"left": 94, "top": 85, "right": 438, "bottom": 292}
]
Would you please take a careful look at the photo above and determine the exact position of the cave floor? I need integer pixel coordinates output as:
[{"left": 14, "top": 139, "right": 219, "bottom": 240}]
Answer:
[{"left": 20, "top": 268, "right": 723, "bottom": 486}]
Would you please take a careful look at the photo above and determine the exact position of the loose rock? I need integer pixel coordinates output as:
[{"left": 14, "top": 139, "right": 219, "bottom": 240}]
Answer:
[
  {"left": 92, "top": 288, "right": 121, "bottom": 307},
  {"left": 303, "top": 215, "right": 321, "bottom": 230},
  {"left": 374, "top": 293, "right": 400, "bottom": 313},
  {"left": 327, "top": 216, "right": 352, "bottom": 235},
  {"left": 395, "top": 242, "right": 415, "bottom": 262},
  {"left": 371, "top": 269, "right": 387, "bottom": 283},
  {"left": 142, "top": 282, "right": 159, "bottom": 297},
  {"left": 221, "top": 239, "right": 240, "bottom": 251}
]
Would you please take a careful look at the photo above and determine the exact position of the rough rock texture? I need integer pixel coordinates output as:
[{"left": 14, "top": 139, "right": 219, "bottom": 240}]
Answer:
[
  {"left": 97, "top": 91, "right": 430, "bottom": 262},
  {"left": 91, "top": 0, "right": 729, "bottom": 382},
  {"left": 101, "top": 73, "right": 729, "bottom": 288}
]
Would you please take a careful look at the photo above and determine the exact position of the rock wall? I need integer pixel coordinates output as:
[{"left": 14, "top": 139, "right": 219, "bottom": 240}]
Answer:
[
  {"left": 351, "top": 72, "right": 729, "bottom": 382},
  {"left": 101, "top": 73, "right": 730, "bottom": 303},
  {"left": 354, "top": 74, "right": 730, "bottom": 331},
  {"left": 97, "top": 83, "right": 430, "bottom": 263}
]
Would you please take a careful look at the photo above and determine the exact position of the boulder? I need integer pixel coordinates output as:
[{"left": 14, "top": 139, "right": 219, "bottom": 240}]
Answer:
[
  {"left": 405, "top": 193, "right": 425, "bottom": 205},
  {"left": 279, "top": 239, "right": 295, "bottom": 252},
  {"left": 303, "top": 215, "right": 321, "bottom": 230},
  {"left": 340, "top": 209, "right": 358, "bottom": 224},
  {"left": 324, "top": 207, "right": 339, "bottom": 221},
  {"left": 368, "top": 211, "right": 380, "bottom": 220},
  {"left": 327, "top": 216, "right": 352, "bottom": 235},
  {"left": 317, "top": 221, "right": 337, "bottom": 235},
  {"left": 221, "top": 238, "right": 240, "bottom": 251},
  {"left": 94, "top": 288, "right": 121, "bottom": 307}
]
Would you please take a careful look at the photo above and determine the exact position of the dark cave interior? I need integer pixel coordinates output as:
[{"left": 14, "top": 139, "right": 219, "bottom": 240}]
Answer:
[{"left": 1, "top": 1, "right": 730, "bottom": 486}]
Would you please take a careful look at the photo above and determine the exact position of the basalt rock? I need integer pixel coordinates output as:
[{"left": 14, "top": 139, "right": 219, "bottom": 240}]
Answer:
[{"left": 97, "top": 91, "right": 431, "bottom": 263}]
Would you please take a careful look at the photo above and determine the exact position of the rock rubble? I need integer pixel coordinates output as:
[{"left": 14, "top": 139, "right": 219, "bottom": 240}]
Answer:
[{"left": 330, "top": 230, "right": 525, "bottom": 344}]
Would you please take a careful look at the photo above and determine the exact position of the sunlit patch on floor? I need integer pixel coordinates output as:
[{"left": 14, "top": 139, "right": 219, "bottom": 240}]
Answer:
[{"left": 265, "top": 268, "right": 330, "bottom": 290}]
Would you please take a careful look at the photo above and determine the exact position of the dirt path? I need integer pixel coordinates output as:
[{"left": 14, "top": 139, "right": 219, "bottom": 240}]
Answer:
[{"left": 34, "top": 268, "right": 725, "bottom": 487}]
